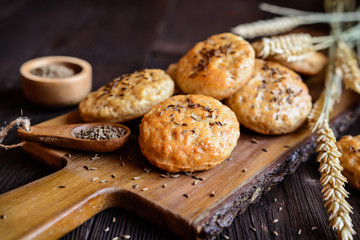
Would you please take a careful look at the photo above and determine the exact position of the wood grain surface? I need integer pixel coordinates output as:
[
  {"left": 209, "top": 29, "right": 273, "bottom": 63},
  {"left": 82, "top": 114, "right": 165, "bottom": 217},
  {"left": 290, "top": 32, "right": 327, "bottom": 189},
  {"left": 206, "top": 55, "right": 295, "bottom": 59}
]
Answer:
[{"left": 0, "top": 0, "right": 359, "bottom": 239}]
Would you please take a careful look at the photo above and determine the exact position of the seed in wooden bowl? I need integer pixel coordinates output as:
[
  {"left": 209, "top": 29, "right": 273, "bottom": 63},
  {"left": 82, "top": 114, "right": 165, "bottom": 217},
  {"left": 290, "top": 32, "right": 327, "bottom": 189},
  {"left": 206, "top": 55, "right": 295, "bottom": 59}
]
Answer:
[{"left": 74, "top": 125, "right": 126, "bottom": 140}]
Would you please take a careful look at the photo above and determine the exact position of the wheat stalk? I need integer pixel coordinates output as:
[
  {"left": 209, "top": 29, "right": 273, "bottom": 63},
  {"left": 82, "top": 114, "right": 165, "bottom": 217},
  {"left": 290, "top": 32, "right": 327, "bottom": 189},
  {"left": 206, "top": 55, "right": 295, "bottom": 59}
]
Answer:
[
  {"left": 316, "top": 123, "right": 356, "bottom": 240},
  {"left": 336, "top": 41, "right": 360, "bottom": 93},
  {"left": 231, "top": 10, "right": 360, "bottom": 38}
]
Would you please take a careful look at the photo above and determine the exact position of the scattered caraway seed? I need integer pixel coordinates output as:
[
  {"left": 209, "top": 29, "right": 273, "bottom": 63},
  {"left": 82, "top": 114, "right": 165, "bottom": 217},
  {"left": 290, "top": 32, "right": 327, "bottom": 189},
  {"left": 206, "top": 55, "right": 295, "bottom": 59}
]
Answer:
[
  {"left": 122, "top": 235, "right": 131, "bottom": 239},
  {"left": 91, "top": 177, "right": 99, "bottom": 182},
  {"left": 184, "top": 172, "right": 192, "bottom": 176},
  {"left": 58, "top": 185, "right": 66, "bottom": 188},
  {"left": 120, "top": 162, "right": 125, "bottom": 166},
  {"left": 83, "top": 166, "right": 89, "bottom": 170},
  {"left": 89, "top": 167, "right": 97, "bottom": 171},
  {"left": 223, "top": 235, "right": 230, "bottom": 239},
  {"left": 272, "top": 219, "right": 278, "bottom": 223},
  {"left": 242, "top": 168, "right": 248, "bottom": 173},
  {"left": 262, "top": 148, "right": 268, "bottom": 152},
  {"left": 143, "top": 167, "right": 151, "bottom": 173},
  {"left": 227, "top": 157, "right": 233, "bottom": 161},
  {"left": 142, "top": 187, "right": 148, "bottom": 191},
  {"left": 278, "top": 207, "right": 283, "bottom": 212},
  {"left": 91, "top": 154, "right": 100, "bottom": 160},
  {"left": 112, "top": 217, "right": 116, "bottom": 223},
  {"left": 0, "top": 214, "right": 6, "bottom": 219},
  {"left": 251, "top": 138, "right": 259, "bottom": 144},
  {"left": 111, "top": 174, "right": 116, "bottom": 178},
  {"left": 66, "top": 153, "right": 71, "bottom": 158},
  {"left": 210, "top": 191, "right": 215, "bottom": 197},
  {"left": 160, "top": 174, "right": 169, "bottom": 178},
  {"left": 193, "top": 180, "right": 199, "bottom": 185},
  {"left": 311, "top": 226, "right": 318, "bottom": 231},
  {"left": 272, "top": 231, "right": 278, "bottom": 236},
  {"left": 250, "top": 226, "right": 256, "bottom": 231},
  {"left": 171, "top": 174, "right": 180, "bottom": 178},
  {"left": 162, "top": 183, "right": 167, "bottom": 188},
  {"left": 133, "top": 184, "right": 138, "bottom": 189},
  {"left": 104, "top": 227, "right": 110, "bottom": 232},
  {"left": 298, "top": 229, "right": 302, "bottom": 235},
  {"left": 283, "top": 145, "right": 291, "bottom": 148},
  {"left": 112, "top": 237, "right": 119, "bottom": 240},
  {"left": 183, "top": 193, "right": 189, "bottom": 198},
  {"left": 100, "top": 180, "right": 108, "bottom": 183},
  {"left": 274, "top": 198, "right": 277, "bottom": 202},
  {"left": 133, "top": 176, "right": 141, "bottom": 180}
]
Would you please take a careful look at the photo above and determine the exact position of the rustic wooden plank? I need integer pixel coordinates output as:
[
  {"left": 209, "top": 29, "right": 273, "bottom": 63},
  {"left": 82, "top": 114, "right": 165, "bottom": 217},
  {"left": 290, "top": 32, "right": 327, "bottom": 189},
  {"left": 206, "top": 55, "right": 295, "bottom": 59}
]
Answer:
[{"left": 0, "top": 0, "right": 359, "bottom": 240}]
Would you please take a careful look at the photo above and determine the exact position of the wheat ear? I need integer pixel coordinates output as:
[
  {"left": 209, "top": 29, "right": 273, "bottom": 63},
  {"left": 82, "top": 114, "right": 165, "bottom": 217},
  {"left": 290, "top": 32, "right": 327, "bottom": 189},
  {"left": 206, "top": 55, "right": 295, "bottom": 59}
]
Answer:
[
  {"left": 232, "top": 10, "right": 360, "bottom": 38},
  {"left": 251, "top": 33, "right": 316, "bottom": 62},
  {"left": 336, "top": 41, "right": 360, "bottom": 93},
  {"left": 316, "top": 124, "right": 356, "bottom": 240}
]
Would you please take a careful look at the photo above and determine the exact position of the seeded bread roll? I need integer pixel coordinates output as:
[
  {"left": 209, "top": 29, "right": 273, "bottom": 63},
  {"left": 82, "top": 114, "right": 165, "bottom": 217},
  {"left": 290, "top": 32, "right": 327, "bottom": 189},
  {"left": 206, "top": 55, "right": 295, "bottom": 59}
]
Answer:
[
  {"left": 176, "top": 32, "right": 255, "bottom": 100},
  {"left": 336, "top": 135, "right": 360, "bottom": 191},
  {"left": 225, "top": 59, "right": 312, "bottom": 135},
  {"left": 271, "top": 52, "right": 328, "bottom": 76},
  {"left": 139, "top": 94, "right": 240, "bottom": 173},
  {"left": 79, "top": 69, "right": 174, "bottom": 123}
]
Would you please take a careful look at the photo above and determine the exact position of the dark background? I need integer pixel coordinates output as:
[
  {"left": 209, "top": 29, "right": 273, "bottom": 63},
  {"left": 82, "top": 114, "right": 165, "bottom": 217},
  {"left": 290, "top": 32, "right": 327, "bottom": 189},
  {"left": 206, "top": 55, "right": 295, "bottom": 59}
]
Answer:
[{"left": 0, "top": 0, "right": 359, "bottom": 239}]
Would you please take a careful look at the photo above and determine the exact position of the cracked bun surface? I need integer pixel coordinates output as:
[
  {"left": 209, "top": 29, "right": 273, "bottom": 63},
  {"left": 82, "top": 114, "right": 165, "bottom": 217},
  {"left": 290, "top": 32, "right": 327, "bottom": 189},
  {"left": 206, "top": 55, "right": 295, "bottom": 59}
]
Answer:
[
  {"left": 176, "top": 32, "right": 255, "bottom": 100},
  {"left": 139, "top": 94, "right": 240, "bottom": 172},
  {"left": 79, "top": 69, "right": 174, "bottom": 123},
  {"left": 225, "top": 59, "right": 312, "bottom": 135}
]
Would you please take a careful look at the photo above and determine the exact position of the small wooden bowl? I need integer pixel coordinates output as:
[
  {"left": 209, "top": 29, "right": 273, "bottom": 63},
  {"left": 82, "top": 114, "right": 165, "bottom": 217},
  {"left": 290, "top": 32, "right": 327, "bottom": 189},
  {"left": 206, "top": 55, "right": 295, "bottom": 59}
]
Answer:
[{"left": 20, "top": 56, "right": 92, "bottom": 108}]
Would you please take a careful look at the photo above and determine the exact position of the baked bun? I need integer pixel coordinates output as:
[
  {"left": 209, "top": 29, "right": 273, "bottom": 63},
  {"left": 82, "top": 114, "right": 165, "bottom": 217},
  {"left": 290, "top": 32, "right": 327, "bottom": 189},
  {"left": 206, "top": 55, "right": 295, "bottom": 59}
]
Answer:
[
  {"left": 176, "top": 32, "right": 255, "bottom": 100},
  {"left": 79, "top": 69, "right": 174, "bottom": 123},
  {"left": 271, "top": 52, "right": 328, "bottom": 76},
  {"left": 139, "top": 94, "right": 240, "bottom": 172},
  {"left": 336, "top": 135, "right": 360, "bottom": 191},
  {"left": 225, "top": 59, "right": 312, "bottom": 135}
]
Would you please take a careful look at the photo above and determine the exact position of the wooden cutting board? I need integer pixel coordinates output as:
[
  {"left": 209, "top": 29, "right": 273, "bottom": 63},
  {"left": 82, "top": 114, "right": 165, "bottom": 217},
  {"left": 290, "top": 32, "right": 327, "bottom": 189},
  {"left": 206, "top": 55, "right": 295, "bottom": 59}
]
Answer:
[{"left": 0, "top": 79, "right": 359, "bottom": 240}]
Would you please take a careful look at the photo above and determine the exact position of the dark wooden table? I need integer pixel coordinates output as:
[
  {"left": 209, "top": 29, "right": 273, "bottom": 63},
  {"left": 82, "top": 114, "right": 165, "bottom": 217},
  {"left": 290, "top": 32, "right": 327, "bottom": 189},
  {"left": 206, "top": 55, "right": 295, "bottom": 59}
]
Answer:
[{"left": 0, "top": 0, "right": 359, "bottom": 239}]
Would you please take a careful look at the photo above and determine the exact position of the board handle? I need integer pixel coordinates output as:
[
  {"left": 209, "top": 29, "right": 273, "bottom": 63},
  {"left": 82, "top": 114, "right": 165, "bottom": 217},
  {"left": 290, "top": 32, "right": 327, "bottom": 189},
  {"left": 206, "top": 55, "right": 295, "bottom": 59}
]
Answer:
[{"left": 0, "top": 161, "right": 109, "bottom": 240}]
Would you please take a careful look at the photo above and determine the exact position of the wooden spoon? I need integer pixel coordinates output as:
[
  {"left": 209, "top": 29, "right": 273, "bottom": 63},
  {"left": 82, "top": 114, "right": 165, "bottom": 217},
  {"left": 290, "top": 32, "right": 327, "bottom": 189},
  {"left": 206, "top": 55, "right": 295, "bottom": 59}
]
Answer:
[{"left": 17, "top": 123, "right": 131, "bottom": 152}]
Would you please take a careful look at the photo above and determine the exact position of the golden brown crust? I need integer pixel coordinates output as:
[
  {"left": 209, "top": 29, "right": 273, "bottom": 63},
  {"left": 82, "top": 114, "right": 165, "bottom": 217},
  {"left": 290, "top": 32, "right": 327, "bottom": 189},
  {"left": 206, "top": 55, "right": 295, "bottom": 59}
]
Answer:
[
  {"left": 336, "top": 135, "right": 360, "bottom": 191},
  {"left": 176, "top": 33, "right": 255, "bottom": 100},
  {"left": 79, "top": 69, "right": 174, "bottom": 123},
  {"left": 271, "top": 52, "right": 328, "bottom": 76},
  {"left": 225, "top": 59, "right": 312, "bottom": 135},
  {"left": 139, "top": 94, "right": 240, "bottom": 173}
]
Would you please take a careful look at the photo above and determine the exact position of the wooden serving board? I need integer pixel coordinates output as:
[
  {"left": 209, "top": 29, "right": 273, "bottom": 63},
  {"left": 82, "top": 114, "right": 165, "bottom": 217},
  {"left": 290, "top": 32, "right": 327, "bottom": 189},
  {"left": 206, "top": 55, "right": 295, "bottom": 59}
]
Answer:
[{"left": 0, "top": 81, "right": 360, "bottom": 240}]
